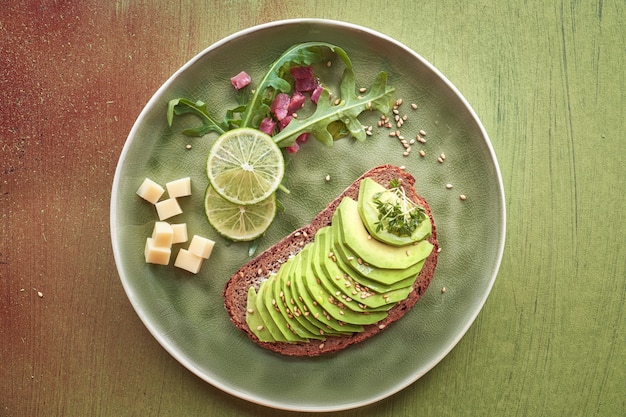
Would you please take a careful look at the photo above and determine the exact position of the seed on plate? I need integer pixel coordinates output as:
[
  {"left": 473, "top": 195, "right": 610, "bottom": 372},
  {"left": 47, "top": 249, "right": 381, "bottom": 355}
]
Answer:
[
  {"left": 437, "top": 156, "right": 444, "bottom": 163},
  {"left": 419, "top": 129, "right": 427, "bottom": 136},
  {"left": 359, "top": 87, "right": 367, "bottom": 93},
  {"left": 440, "top": 152, "right": 446, "bottom": 160},
  {"left": 446, "top": 183, "right": 453, "bottom": 189},
  {"left": 419, "top": 150, "right": 426, "bottom": 157},
  {"left": 325, "top": 174, "right": 331, "bottom": 182},
  {"left": 185, "top": 144, "right": 192, "bottom": 150},
  {"left": 411, "top": 103, "right": 418, "bottom": 109},
  {"left": 460, "top": 194, "right": 467, "bottom": 201}
]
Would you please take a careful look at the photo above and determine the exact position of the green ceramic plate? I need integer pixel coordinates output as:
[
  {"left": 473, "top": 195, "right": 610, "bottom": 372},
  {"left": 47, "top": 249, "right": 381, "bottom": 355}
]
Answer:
[{"left": 111, "top": 19, "right": 505, "bottom": 412}]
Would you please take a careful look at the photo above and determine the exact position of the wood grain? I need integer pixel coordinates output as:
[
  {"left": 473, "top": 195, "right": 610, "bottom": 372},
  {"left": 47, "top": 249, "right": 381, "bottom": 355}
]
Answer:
[{"left": 1, "top": 1, "right": 624, "bottom": 416}]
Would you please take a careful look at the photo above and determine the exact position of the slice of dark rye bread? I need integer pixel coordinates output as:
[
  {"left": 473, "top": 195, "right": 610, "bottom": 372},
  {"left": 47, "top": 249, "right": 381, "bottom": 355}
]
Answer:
[{"left": 223, "top": 164, "right": 439, "bottom": 356}]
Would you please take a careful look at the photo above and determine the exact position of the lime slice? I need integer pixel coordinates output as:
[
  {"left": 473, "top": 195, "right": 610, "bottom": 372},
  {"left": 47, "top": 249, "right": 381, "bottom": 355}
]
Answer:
[
  {"left": 206, "top": 127, "right": 284, "bottom": 205},
  {"left": 204, "top": 185, "right": 276, "bottom": 241}
]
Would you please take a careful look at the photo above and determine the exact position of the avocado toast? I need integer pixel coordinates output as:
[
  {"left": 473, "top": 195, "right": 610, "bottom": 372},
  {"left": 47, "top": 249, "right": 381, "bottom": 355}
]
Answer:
[{"left": 223, "top": 164, "right": 439, "bottom": 356}]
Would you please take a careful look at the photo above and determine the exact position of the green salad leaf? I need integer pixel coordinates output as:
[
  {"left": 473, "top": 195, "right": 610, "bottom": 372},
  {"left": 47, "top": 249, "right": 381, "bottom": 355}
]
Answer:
[
  {"left": 239, "top": 42, "right": 352, "bottom": 129},
  {"left": 166, "top": 98, "right": 227, "bottom": 136},
  {"left": 273, "top": 68, "right": 395, "bottom": 147},
  {"left": 167, "top": 42, "right": 394, "bottom": 148}
]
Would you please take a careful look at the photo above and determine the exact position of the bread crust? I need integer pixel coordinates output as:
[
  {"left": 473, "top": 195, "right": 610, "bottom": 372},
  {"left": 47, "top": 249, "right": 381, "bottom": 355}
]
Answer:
[{"left": 223, "top": 164, "right": 438, "bottom": 356}]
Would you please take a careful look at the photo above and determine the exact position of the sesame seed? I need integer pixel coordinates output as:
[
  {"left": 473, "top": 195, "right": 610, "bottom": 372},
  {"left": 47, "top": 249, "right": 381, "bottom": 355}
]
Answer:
[
  {"left": 411, "top": 103, "right": 418, "bottom": 109},
  {"left": 460, "top": 194, "right": 467, "bottom": 201},
  {"left": 257, "top": 325, "right": 264, "bottom": 331},
  {"left": 378, "top": 324, "right": 386, "bottom": 329},
  {"left": 441, "top": 287, "right": 447, "bottom": 293},
  {"left": 327, "top": 60, "right": 332, "bottom": 67},
  {"left": 359, "top": 87, "right": 367, "bottom": 93},
  {"left": 247, "top": 308, "right": 254, "bottom": 314},
  {"left": 440, "top": 152, "right": 446, "bottom": 160},
  {"left": 437, "top": 247, "right": 442, "bottom": 253},
  {"left": 325, "top": 174, "right": 331, "bottom": 182},
  {"left": 185, "top": 144, "right": 192, "bottom": 150},
  {"left": 319, "top": 343, "right": 325, "bottom": 349},
  {"left": 438, "top": 157, "right": 444, "bottom": 163},
  {"left": 419, "top": 129, "right": 427, "bottom": 136},
  {"left": 446, "top": 183, "right": 453, "bottom": 189},
  {"left": 419, "top": 150, "right": 426, "bottom": 157}
]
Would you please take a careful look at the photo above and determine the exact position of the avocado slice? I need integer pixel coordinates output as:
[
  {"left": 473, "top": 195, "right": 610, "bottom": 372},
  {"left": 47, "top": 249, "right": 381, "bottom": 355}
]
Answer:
[
  {"left": 332, "top": 237, "right": 419, "bottom": 293},
  {"left": 246, "top": 286, "right": 276, "bottom": 342},
  {"left": 357, "top": 178, "right": 432, "bottom": 246},
  {"left": 292, "top": 245, "right": 364, "bottom": 334},
  {"left": 254, "top": 278, "right": 291, "bottom": 342},
  {"left": 331, "top": 208, "right": 429, "bottom": 285},
  {"left": 274, "top": 256, "right": 326, "bottom": 340},
  {"left": 311, "top": 228, "right": 391, "bottom": 317},
  {"left": 335, "top": 197, "right": 433, "bottom": 270},
  {"left": 322, "top": 228, "right": 416, "bottom": 309},
  {"left": 314, "top": 227, "right": 397, "bottom": 312},
  {"left": 302, "top": 239, "right": 387, "bottom": 326},
  {"left": 282, "top": 254, "right": 344, "bottom": 337},
  {"left": 262, "top": 274, "right": 306, "bottom": 343}
]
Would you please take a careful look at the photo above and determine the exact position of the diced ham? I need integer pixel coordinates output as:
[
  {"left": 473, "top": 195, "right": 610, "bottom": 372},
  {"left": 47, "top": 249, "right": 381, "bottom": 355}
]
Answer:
[
  {"left": 287, "top": 92, "right": 306, "bottom": 113},
  {"left": 230, "top": 71, "right": 251, "bottom": 90},
  {"left": 285, "top": 141, "right": 299, "bottom": 154},
  {"left": 270, "top": 93, "right": 291, "bottom": 121},
  {"left": 311, "top": 85, "right": 323, "bottom": 103},
  {"left": 290, "top": 66, "right": 314, "bottom": 80},
  {"left": 295, "top": 77, "right": 319, "bottom": 93},
  {"left": 259, "top": 117, "right": 276, "bottom": 135},
  {"left": 278, "top": 115, "right": 293, "bottom": 130},
  {"left": 296, "top": 133, "right": 310, "bottom": 143}
]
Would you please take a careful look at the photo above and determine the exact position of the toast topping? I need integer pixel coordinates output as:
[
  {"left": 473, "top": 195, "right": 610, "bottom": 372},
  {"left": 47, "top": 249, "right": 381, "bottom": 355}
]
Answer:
[{"left": 246, "top": 177, "right": 434, "bottom": 343}]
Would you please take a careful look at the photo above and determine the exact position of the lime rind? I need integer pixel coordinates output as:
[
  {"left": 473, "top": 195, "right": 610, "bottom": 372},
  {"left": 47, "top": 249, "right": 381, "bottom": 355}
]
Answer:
[
  {"left": 207, "top": 128, "right": 284, "bottom": 206},
  {"left": 204, "top": 184, "right": 276, "bottom": 242}
]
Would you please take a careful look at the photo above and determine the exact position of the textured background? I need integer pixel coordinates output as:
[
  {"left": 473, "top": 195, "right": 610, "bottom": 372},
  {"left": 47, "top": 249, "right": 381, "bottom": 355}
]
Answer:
[{"left": 1, "top": 1, "right": 624, "bottom": 416}]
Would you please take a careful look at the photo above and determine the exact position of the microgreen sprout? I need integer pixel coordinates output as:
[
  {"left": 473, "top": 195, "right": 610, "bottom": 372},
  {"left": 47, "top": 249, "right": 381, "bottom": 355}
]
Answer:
[{"left": 373, "top": 179, "right": 426, "bottom": 237}]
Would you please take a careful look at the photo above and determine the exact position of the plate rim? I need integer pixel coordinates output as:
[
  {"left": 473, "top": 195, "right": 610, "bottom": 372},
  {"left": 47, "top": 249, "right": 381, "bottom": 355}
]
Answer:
[{"left": 110, "top": 17, "right": 506, "bottom": 412}]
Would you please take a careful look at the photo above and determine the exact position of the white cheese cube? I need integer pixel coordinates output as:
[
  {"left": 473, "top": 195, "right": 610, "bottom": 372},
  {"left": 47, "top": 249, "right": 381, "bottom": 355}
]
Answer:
[
  {"left": 174, "top": 249, "right": 204, "bottom": 274},
  {"left": 188, "top": 235, "right": 215, "bottom": 259},
  {"left": 136, "top": 178, "right": 164, "bottom": 204},
  {"left": 144, "top": 237, "right": 171, "bottom": 265},
  {"left": 166, "top": 177, "right": 192, "bottom": 198},
  {"left": 155, "top": 198, "right": 182, "bottom": 220},
  {"left": 170, "top": 223, "right": 188, "bottom": 244},
  {"left": 151, "top": 221, "right": 174, "bottom": 248}
]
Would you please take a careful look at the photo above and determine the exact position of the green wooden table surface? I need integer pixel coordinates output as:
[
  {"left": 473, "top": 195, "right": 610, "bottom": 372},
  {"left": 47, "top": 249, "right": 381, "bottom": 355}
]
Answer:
[{"left": 1, "top": 1, "right": 624, "bottom": 416}]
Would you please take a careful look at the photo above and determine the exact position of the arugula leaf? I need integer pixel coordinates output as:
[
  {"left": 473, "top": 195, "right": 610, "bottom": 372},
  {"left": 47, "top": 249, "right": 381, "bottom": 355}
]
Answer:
[
  {"left": 272, "top": 68, "right": 395, "bottom": 147},
  {"left": 239, "top": 42, "right": 353, "bottom": 129},
  {"left": 166, "top": 98, "right": 227, "bottom": 136}
]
